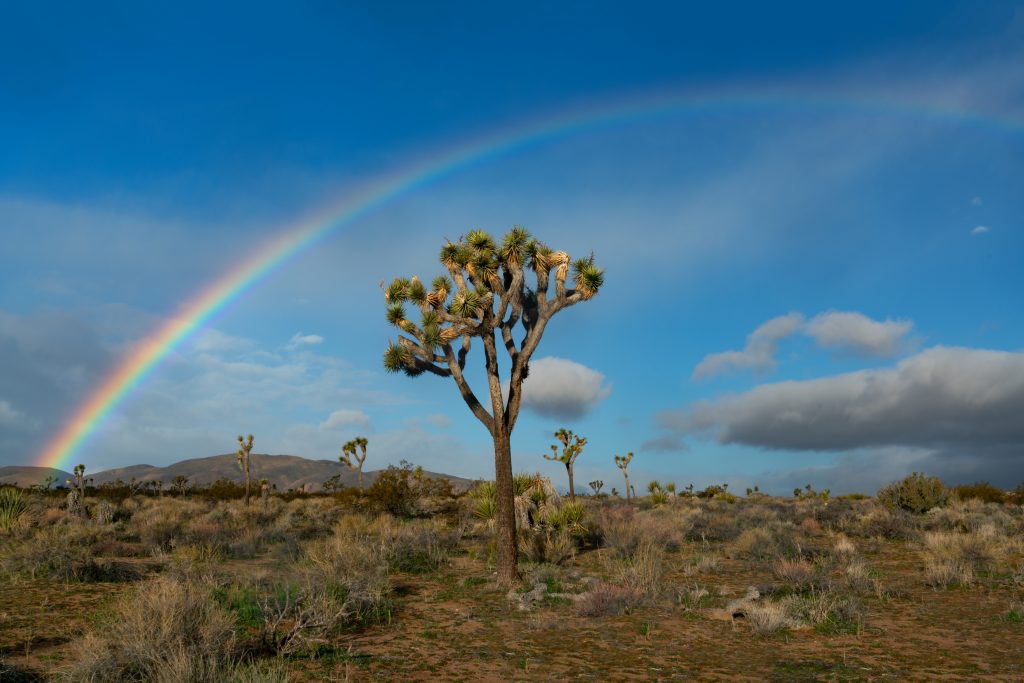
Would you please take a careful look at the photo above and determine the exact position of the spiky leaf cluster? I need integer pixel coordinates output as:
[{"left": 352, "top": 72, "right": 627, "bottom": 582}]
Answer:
[
  {"left": 614, "top": 452, "right": 634, "bottom": 471},
  {"left": 380, "top": 227, "right": 604, "bottom": 427},
  {"left": 544, "top": 428, "right": 587, "bottom": 465}
]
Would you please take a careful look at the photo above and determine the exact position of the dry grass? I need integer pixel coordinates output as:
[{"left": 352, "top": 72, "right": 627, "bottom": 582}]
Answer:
[
  {"left": 2, "top": 485, "right": 1022, "bottom": 679},
  {"left": 922, "top": 524, "right": 1009, "bottom": 587},
  {"left": 744, "top": 600, "right": 798, "bottom": 636},
  {"left": 728, "top": 527, "right": 779, "bottom": 560},
  {"left": 58, "top": 575, "right": 236, "bottom": 682}
]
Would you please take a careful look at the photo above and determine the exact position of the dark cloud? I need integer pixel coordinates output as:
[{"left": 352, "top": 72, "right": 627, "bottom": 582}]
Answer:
[
  {"left": 0, "top": 310, "right": 113, "bottom": 463},
  {"left": 640, "top": 434, "right": 688, "bottom": 453},
  {"left": 665, "top": 346, "right": 1024, "bottom": 487}
]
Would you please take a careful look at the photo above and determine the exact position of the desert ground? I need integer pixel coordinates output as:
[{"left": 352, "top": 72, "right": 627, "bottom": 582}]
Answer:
[{"left": 1, "top": 470, "right": 1023, "bottom": 681}]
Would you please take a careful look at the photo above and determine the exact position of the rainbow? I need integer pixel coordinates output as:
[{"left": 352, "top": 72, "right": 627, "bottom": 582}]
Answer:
[{"left": 33, "top": 84, "right": 1024, "bottom": 471}]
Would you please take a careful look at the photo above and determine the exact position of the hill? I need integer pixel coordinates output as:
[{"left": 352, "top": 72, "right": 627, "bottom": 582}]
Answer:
[
  {"left": 0, "top": 454, "right": 475, "bottom": 492},
  {"left": 0, "top": 466, "right": 73, "bottom": 488}
]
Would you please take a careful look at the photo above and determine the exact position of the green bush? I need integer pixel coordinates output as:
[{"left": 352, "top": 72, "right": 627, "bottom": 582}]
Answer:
[
  {"left": 953, "top": 482, "right": 1006, "bottom": 504},
  {"left": 877, "top": 472, "right": 950, "bottom": 514},
  {"left": 0, "top": 486, "right": 27, "bottom": 531},
  {"left": 363, "top": 461, "right": 455, "bottom": 518}
]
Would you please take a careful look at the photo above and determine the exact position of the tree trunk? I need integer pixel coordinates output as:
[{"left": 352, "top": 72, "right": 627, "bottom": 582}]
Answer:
[
  {"left": 566, "top": 463, "right": 575, "bottom": 501},
  {"left": 492, "top": 429, "right": 519, "bottom": 585},
  {"left": 244, "top": 463, "right": 251, "bottom": 506},
  {"left": 357, "top": 467, "right": 363, "bottom": 490},
  {"left": 623, "top": 472, "right": 631, "bottom": 502}
]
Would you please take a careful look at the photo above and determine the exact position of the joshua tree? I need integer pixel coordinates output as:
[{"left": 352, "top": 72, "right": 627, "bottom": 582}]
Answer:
[
  {"left": 589, "top": 479, "right": 604, "bottom": 496},
  {"left": 614, "top": 452, "right": 634, "bottom": 503},
  {"left": 171, "top": 475, "right": 190, "bottom": 496},
  {"left": 259, "top": 479, "right": 270, "bottom": 510},
  {"left": 340, "top": 436, "right": 369, "bottom": 489},
  {"left": 66, "top": 463, "right": 87, "bottom": 518},
  {"left": 543, "top": 428, "right": 586, "bottom": 500},
  {"left": 42, "top": 474, "right": 57, "bottom": 491},
  {"left": 236, "top": 434, "right": 255, "bottom": 506},
  {"left": 381, "top": 227, "right": 604, "bottom": 584}
]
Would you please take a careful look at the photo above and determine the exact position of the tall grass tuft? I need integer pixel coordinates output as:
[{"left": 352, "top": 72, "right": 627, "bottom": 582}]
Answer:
[{"left": 0, "top": 486, "right": 27, "bottom": 532}]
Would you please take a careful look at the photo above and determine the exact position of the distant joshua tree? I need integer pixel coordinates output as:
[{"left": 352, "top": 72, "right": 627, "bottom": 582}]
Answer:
[
  {"left": 589, "top": 479, "right": 604, "bottom": 496},
  {"left": 614, "top": 452, "right": 634, "bottom": 503},
  {"left": 544, "top": 428, "right": 586, "bottom": 500},
  {"left": 66, "top": 464, "right": 87, "bottom": 517},
  {"left": 340, "top": 436, "right": 369, "bottom": 489},
  {"left": 171, "top": 475, "right": 190, "bottom": 496},
  {"left": 380, "top": 227, "right": 604, "bottom": 585},
  {"left": 236, "top": 434, "right": 255, "bottom": 506}
]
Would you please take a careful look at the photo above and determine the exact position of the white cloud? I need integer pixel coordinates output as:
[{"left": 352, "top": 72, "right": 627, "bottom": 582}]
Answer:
[
  {"left": 319, "top": 409, "right": 371, "bottom": 431},
  {"left": 693, "top": 313, "right": 804, "bottom": 379},
  {"left": 510, "top": 357, "right": 611, "bottom": 420},
  {"left": 425, "top": 413, "right": 451, "bottom": 428},
  {"left": 286, "top": 332, "right": 325, "bottom": 350},
  {"left": 694, "top": 310, "right": 914, "bottom": 378},
  {"left": 666, "top": 346, "right": 1024, "bottom": 456},
  {"left": 804, "top": 311, "right": 913, "bottom": 358},
  {"left": 971, "top": 225, "right": 990, "bottom": 235}
]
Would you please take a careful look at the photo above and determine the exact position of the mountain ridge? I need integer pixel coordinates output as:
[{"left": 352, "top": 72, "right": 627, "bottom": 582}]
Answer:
[{"left": 0, "top": 453, "right": 475, "bottom": 492}]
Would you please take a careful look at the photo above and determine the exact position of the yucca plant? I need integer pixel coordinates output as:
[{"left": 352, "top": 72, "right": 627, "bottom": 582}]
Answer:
[
  {"left": 340, "top": 436, "right": 369, "bottom": 489},
  {"left": 0, "top": 486, "right": 26, "bottom": 532},
  {"left": 381, "top": 227, "right": 604, "bottom": 585},
  {"left": 543, "top": 428, "right": 587, "bottom": 500}
]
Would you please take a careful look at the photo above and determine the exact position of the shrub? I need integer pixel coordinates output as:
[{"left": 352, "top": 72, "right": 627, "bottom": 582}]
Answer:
[
  {"left": 363, "top": 461, "right": 456, "bottom": 518},
  {"left": 518, "top": 528, "right": 576, "bottom": 565},
  {"left": 383, "top": 517, "right": 460, "bottom": 573},
  {"left": 59, "top": 576, "right": 236, "bottom": 681},
  {"left": 922, "top": 525, "right": 1007, "bottom": 588},
  {"left": 788, "top": 590, "right": 864, "bottom": 634},
  {"left": 596, "top": 507, "right": 644, "bottom": 559},
  {"left": 1007, "top": 483, "right": 1024, "bottom": 506},
  {"left": 953, "top": 482, "right": 1006, "bottom": 504},
  {"left": 1, "top": 524, "right": 136, "bottom": 582},
  {"left": 687, "top": 508, "right": 740, "bottom": 542},
  {"left": 877, "top": 472, "right": 950, "bottom": 514},
  {"left": 575, "top": 582, "right": 642, "bottom": 616},
  {"left": 610, "top": 540, "right": 666, "bottom": 598},
  {"left": 832, "top": 534, "right": 857, "bottom": 558},
  {"left": 728, "top": 528, "right": 778, "bottom": 560},
  {"left": 772, "top": 558, "right": 818, "bottom": 589},
  {"left": 744, "top": 601, "right": 797, "bottom": 636}
]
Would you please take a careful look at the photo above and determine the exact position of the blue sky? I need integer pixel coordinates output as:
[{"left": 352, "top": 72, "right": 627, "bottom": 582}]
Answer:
[{"left": 2, "top": 1, "right": 1023, "bottom": 493}]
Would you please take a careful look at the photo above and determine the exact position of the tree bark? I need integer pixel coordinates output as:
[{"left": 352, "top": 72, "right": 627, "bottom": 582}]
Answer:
[
  {"left": 623, "top": 472, "right": 631, "bottom": 503},
  {"left": 567, "top": 463, "right": 575, "bottom": 501},
  {"left": 492, "top": 429, "right": 519, "bottom": 585},
  {"left": 244, "top": 463, "right": 251, "bottom": 506}
]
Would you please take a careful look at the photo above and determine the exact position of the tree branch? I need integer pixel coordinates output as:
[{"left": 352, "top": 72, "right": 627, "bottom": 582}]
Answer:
[{"left": 443, "top": 342, "right": 493, "bottom": 432}]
